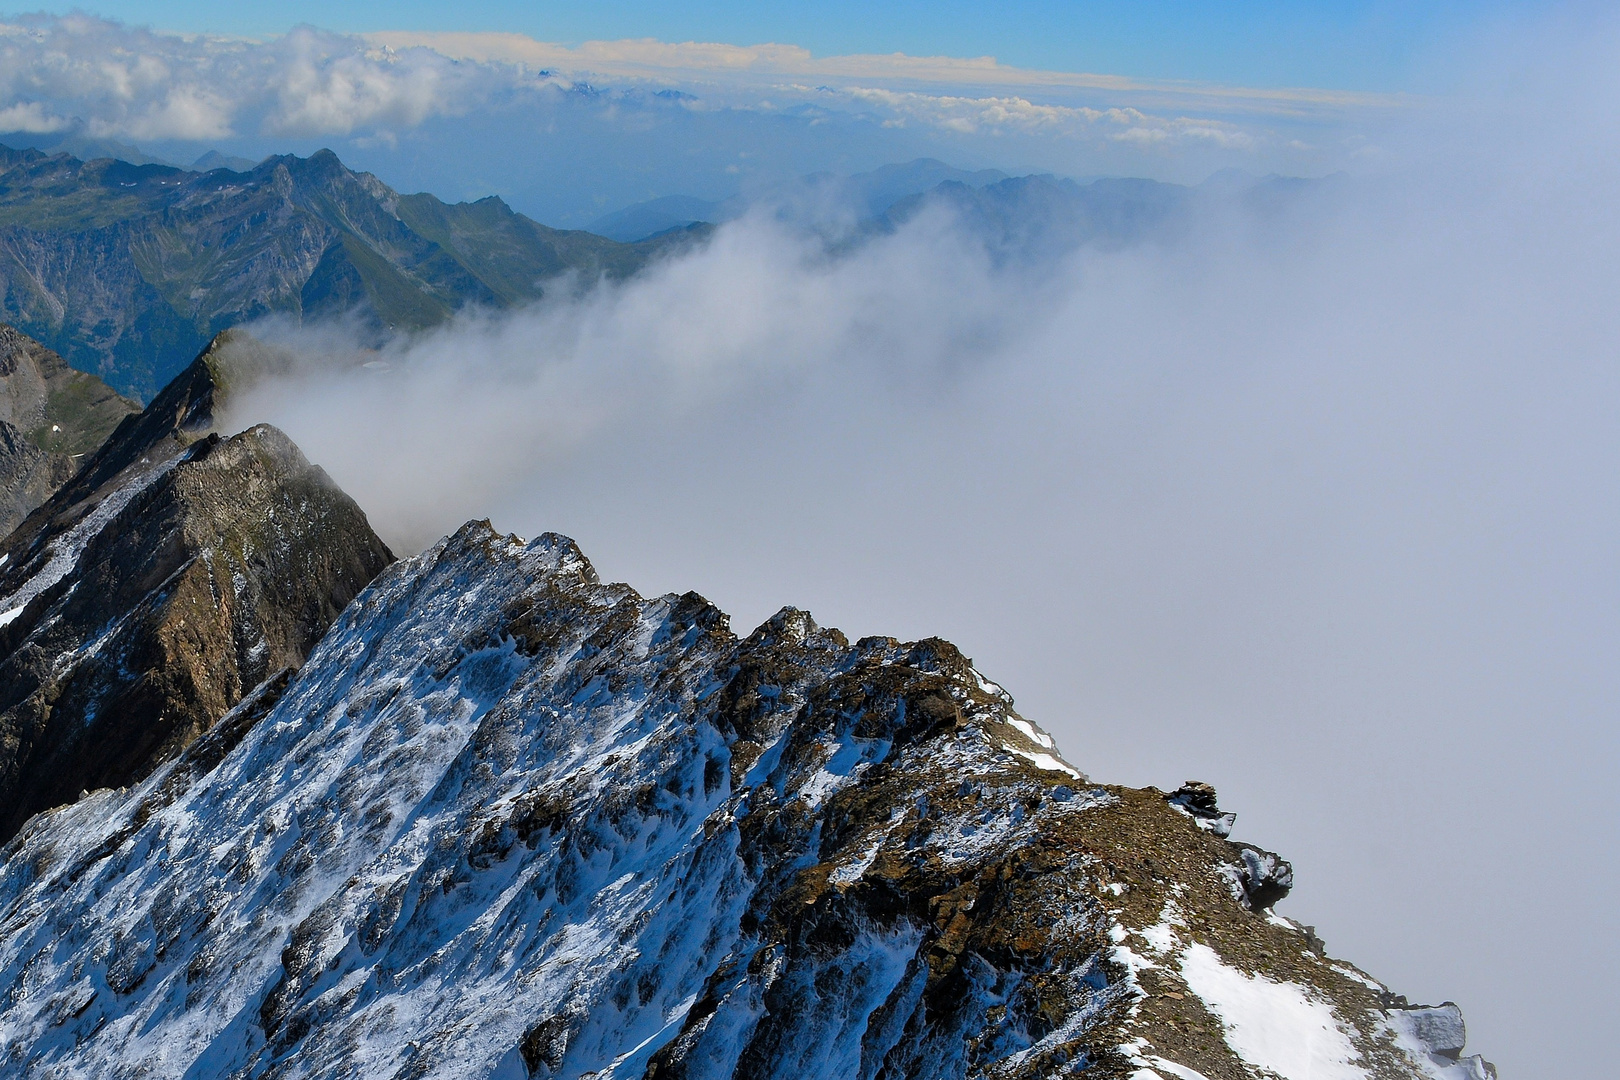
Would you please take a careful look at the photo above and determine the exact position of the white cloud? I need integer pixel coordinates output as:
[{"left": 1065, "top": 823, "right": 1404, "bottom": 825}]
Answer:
[
  {"left": 0, "top": 100, "right": 67, "bottom": 133},
  {"left": 262, "top": 29, "right": 483, "bottom": 136},
  {"left": 0, "top": 16, "right": 497, "bottom": 142},
  {"left": 91, "top": 84, "right": 233, "bottom": 140},
  {"left": 372, "top": 30, "right": 1402, "bottom": 117},
  {"left": 0, "top": 12, "right": 1339, "bottom": 168}
]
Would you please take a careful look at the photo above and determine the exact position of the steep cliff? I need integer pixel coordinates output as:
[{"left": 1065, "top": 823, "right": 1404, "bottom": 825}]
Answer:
[{"left": 0, "top": 342, "right": 393, "bottom": 841}]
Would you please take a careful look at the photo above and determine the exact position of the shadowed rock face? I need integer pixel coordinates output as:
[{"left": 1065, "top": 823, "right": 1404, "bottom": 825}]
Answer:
[
  {"left": 0, "top": 344, "right": 392, "bottom": 841},
  {"left": 0, "top": 324, "right": 139, "bottom": 534},
  {"left": 0, "top": 522, "right": 1489, "bottom": 1080}
]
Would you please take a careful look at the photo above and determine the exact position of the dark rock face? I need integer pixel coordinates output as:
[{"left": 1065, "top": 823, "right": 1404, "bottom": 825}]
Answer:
[
  {"left": 1164, "top": 780, "right": 1237, "bottom": 838},
  {"left": 0, "top": 347, "right": 392, "bottom": 841},
  {"left": 0, "top": 143, "right": 706, "bottom": 397},
  {"left": 1226, "top": 846, "right": 1295, "bottom": 912},
  {"left": 0, "top": 324, "right": 139, "bottom": 533}
]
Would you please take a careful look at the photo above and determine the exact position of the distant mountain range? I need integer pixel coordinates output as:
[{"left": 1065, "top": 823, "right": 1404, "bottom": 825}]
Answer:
[
  {"left": 0, "top": 138, "right": 1332, "bottom": 400},
  {"left": 587, "top": 158, "right": 1010, "bottom": 241},
  {"left": 590, "top": 159, "right": 1334, "bottom": 273},
  {"left": 0, "top": 144, "right": 706, "bottom": 398}
]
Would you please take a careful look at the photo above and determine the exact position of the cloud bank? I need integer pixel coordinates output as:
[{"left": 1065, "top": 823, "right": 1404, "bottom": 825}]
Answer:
[
  {"left": 0, "top": 16, "right": 507, "bottom": 140},
  {"left": 220, "top": 15, "right": 1620, "bottom": 1075},
  {"left": 0, "top": 14, "right": 1386, "bottom": 222}
]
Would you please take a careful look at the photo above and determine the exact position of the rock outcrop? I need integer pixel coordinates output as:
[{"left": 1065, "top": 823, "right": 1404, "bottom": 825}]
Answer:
[
  {"left": 0, "top": 515, "right": 1493, "bottom": 1079},
  {"left": 0, "top": 340, "right": 393, "bottom": 841}
]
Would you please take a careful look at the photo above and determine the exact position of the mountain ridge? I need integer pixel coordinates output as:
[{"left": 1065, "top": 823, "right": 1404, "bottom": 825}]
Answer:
[
  {"left": 0, "top": 349, "right": 1495, "bottom": 1078},
  {"left": 0, "top": 144, "right": 706, "bottom": 398},
  {"left": 0, "top": 337, "right": 392, "bottom": 840},
  {"left": 0, "top": 510, "right": 1496, "bottom": 1080}
]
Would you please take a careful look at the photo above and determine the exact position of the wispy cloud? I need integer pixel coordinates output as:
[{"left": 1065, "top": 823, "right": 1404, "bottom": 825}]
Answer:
[
  {"left": 370, "top": 30, "right": 1406, "bottom": 117},
  {"left": 0, "top": 99, "right": 67, "bottom": 133},
  {"left": 0, "top": 13, "right": 1372, "bottom": 161},
  {"left": 835, "top": 87, "right": 1258, "bottom": 148}
]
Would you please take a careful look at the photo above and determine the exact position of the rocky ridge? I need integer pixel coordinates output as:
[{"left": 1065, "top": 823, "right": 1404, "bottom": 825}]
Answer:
[
  {"left": 0, "top": 144, "right": 706, "bottom": 397},
  {"left": 0, "top": 336, "right": 392, "bottom": 841}
]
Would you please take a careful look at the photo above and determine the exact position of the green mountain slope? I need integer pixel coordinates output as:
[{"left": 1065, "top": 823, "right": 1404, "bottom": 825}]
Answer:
[
  {"left": 0, "top": 323, "right": 140, "bottom": 534},
  {"left": 0, "top": 145, "right": 707, "bottom": 398}
]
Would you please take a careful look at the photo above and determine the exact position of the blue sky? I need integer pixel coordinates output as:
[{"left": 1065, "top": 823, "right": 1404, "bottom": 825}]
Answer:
[
  {"left": 0, "top": 6, "right": 1455, "bottom": 223},
  {"left": 0, "top": 2, "right": 1563, "bottom": 221},
  {"left": 39, "top": 1, "right": 1522, "bottom": 91}
]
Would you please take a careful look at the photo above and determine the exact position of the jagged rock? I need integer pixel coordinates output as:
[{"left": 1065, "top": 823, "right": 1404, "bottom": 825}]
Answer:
[
  {"left": 1395, "top": 1004, "right": 1467, "bottom": 1059},
  {"left": 0, "top": 340, "right": 392, "bottom": 841},
  {"left": 1222, "top": 846, "right": 1295, "bottom": 911},
  {"left": 0, "top": 519, "right": 1488, "bottom": 1079},
  {"left": 1387, "top": 1003, "right": 1497, "bottom": 1079},
  {"left": 1164, "top": 781, "right": 1236, "bottom": 838},
  {"left": 0, "top": 324, "right": 139, "bottom": 533}
]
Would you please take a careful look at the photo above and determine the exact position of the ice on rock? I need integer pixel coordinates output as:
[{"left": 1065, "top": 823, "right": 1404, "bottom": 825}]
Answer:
[
  {"left": 0, "top": 522, "right": 1130, "bottom": 1080},
  {"left": 0, "top": 506, "right": 1493, "bottom": 1080},
  {"left": 0, "top": 454, "right": 175, "bottom": 625}
]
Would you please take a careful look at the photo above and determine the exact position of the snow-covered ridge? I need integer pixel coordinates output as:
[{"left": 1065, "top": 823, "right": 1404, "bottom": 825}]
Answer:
[{"left": 0, "top": 512, "right": 1492, "bottom": 1079}]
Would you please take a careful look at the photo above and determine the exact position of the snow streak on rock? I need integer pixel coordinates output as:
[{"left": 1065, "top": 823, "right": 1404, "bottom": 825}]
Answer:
[
  {"left": 0, "top": 511, "right": 1495, "bottom": 1079},
  {"left": 0, "top": 522, "right": 1118, "bottom": 1079}
]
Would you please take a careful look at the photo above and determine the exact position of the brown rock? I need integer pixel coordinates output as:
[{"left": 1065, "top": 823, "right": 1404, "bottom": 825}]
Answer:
[{"left": 0, "top": 337, "right": 391, "bottom": 841}]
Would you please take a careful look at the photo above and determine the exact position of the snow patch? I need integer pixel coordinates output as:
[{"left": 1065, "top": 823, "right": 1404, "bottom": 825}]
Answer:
[
  {"left": 828, "top": 835, "right": 884, "bottom": 887},
  {"left": 1330, "top": 962, "right": 1385, "bottom": 991},
  {"left": 0, "top": 458, "right": 175, "bottom": 628},
  {"left": 1180, "top": 942, "right": 1368, "bottom": 1080},
  {"left": 1007, "top": 717, "right": 1054, "bottom": 749},
  {"left": 1142, "top": 1057, "right": 1217, "bottom": 1080},
  {"left": 1001, "top": 742, "right": 1083, "bottom": 778}
]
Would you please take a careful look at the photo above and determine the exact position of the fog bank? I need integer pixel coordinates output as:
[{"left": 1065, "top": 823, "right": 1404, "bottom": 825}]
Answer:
[{"left": 224, "top": 22, "right": 1620, "bottom": 1075}]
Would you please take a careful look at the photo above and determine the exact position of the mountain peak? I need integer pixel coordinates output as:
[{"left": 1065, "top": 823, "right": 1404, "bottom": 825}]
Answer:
[
  {"left": 0, "top": 142, "right": 703, "bottom": 397},
  {"left": 0, "top": 350, "right": 393, "bottom": 841}
]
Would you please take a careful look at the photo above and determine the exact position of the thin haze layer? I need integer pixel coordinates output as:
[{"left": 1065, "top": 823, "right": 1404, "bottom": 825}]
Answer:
[
  {"left": 0, "top": 14, "right": 1391, "bottom": 223},
  {"left": 217, "top": 15, "right": 1620, "bottom": 1078}
]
